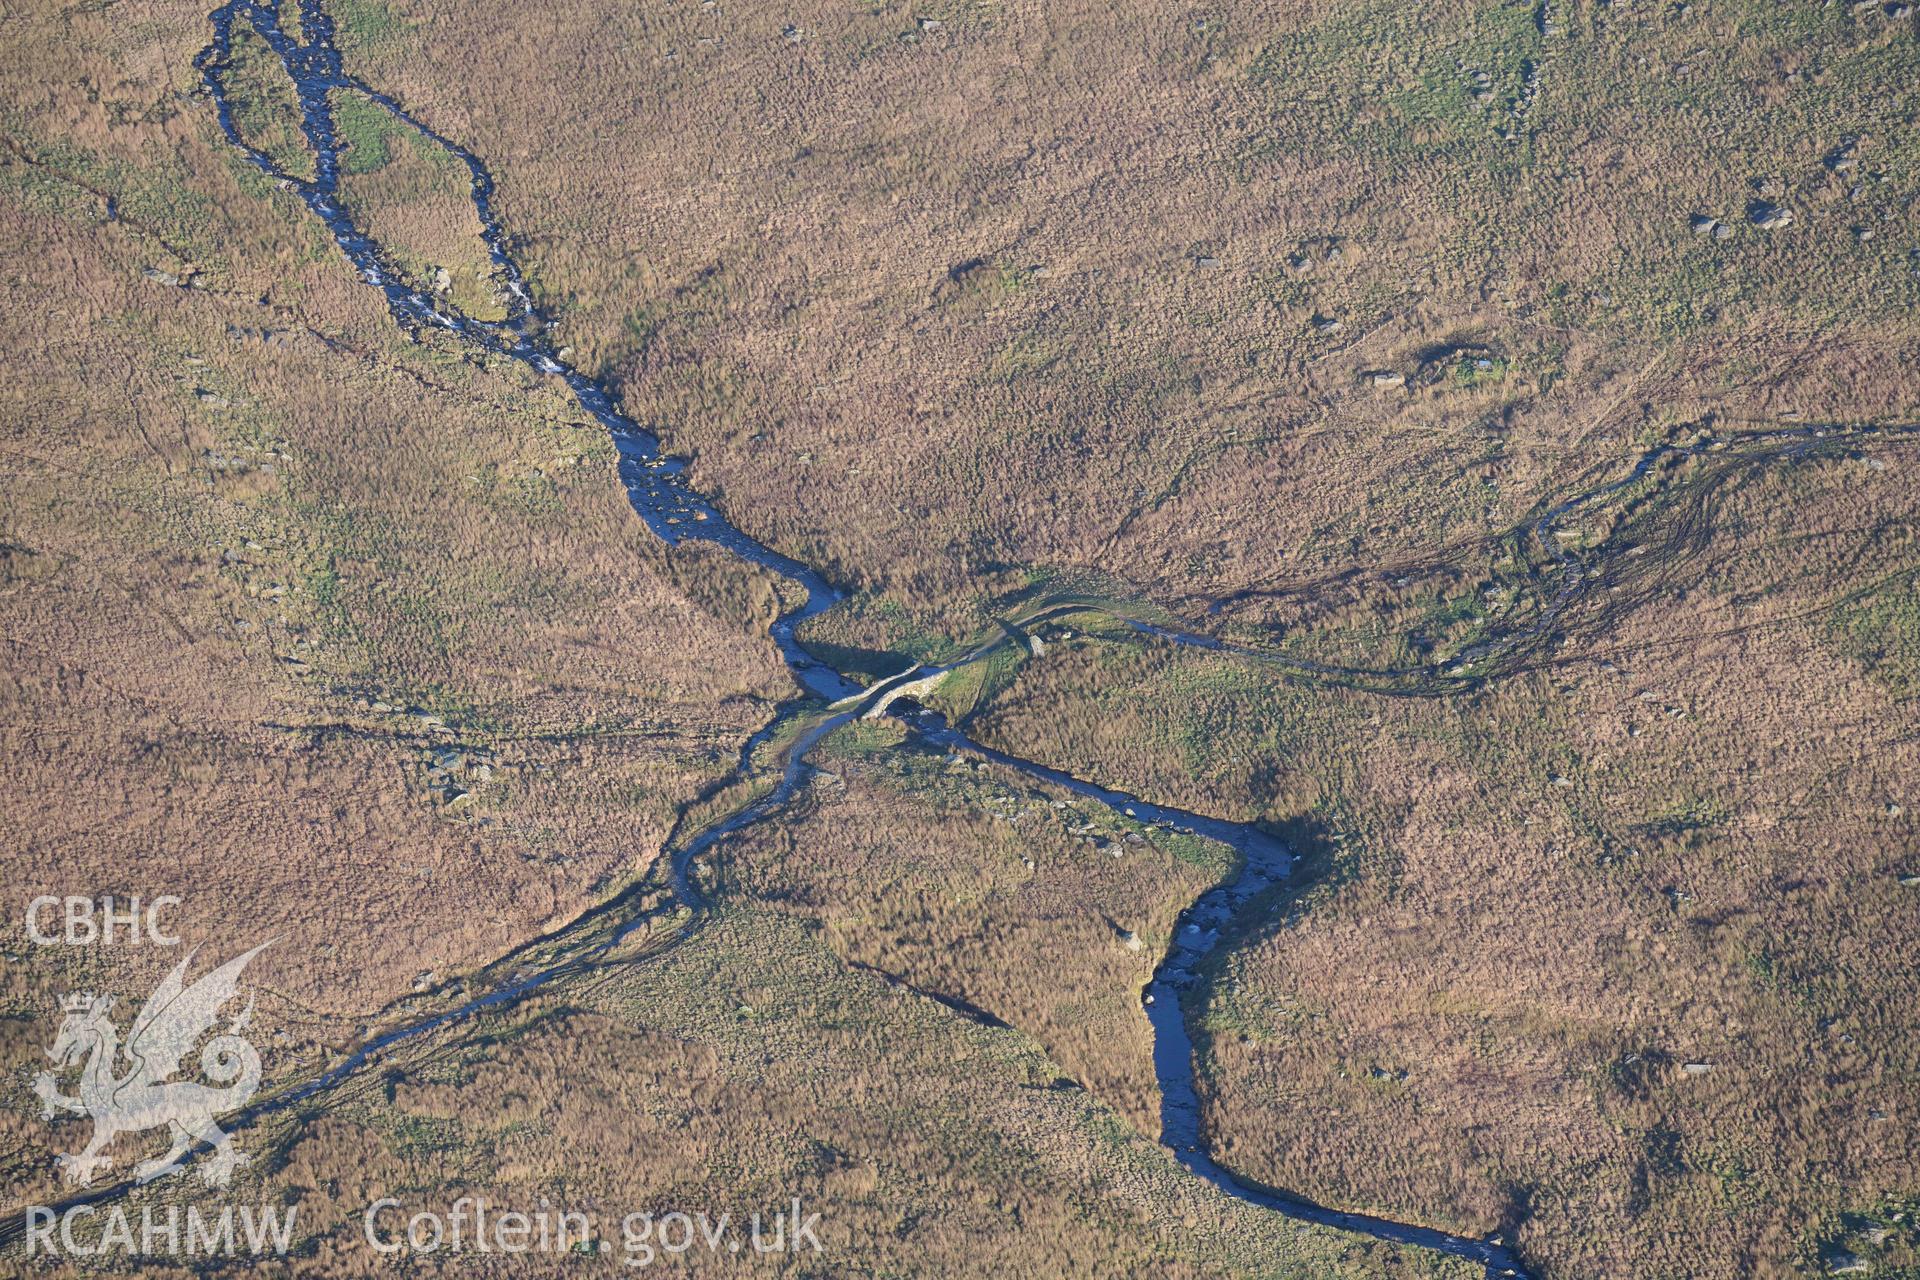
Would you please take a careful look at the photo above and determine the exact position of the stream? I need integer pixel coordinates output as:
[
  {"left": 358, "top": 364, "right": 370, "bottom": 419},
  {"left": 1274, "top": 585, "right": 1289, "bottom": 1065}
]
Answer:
[{"left": 53, "top": 1, "right": 1920, "bottom": 1272}]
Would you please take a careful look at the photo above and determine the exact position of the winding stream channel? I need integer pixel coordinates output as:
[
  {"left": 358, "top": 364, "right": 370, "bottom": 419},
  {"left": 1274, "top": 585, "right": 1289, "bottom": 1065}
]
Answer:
[{"left": 16, "top": 0, "right": 1909, "bottom": 1270}]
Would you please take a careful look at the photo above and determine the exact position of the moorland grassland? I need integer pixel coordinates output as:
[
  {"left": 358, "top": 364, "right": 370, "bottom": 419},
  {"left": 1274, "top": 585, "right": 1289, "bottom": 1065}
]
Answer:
[{"left": 1, "top": 0, "right": 1917, "bottom": 1275}]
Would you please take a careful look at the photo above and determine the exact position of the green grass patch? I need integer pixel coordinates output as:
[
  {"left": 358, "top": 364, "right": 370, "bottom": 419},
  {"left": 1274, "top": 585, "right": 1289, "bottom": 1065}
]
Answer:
[
  {"left": 331, "top": 0, "right": 413, "bottom": 60},
  {"left": 1828, "top": 580, "right": 1920, "bottom": 700},
  {"left": 224, "top": 24, "right": 314, "bottom": 180},
  {"left": 332, "top": 90, "right": 399, "bottom": 175}
]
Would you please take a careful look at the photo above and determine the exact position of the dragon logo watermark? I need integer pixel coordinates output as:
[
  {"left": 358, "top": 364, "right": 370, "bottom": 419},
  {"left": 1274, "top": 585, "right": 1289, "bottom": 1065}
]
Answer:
[{"left": 33, "top": 942, "right": 271, "bottom": 1188}]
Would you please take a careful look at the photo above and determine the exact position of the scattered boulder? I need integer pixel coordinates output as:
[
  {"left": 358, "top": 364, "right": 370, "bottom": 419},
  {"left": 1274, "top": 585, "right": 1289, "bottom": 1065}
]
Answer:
[
  {"left": 203, "top": 450, "right": 250, "bottom": 472},
  {"left": 1679, "top": 1061, "right": 1714, "bottom": 1076},
  {"left": 1690, "top": 213, "right": 1719, "bottom": 235},
  {"left": 226, "top": 323, "right": 298, "bottom": 348},
  {"left": 1747, "top": 200, "right": 1794, "bottom": 230}
]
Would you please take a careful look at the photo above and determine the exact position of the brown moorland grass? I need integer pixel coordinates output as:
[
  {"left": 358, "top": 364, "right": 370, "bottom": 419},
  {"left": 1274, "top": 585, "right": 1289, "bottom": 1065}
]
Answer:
[
  {"left": 720, "top": 717, "right": 1231, "bottom": 1131},
  {"left": 7, "top": 911, "right": 1481, "bottom": 1278},
  {"left": 330, "top": 0, "right": 1919, "bottom": 639},
  {"left": 0, "top": 9, "right": 1458, "bottom": 1274},
  {"left": 332, "top": 86, "right": 507, "bottom": 320},
  {"left": 0, "top": 0, "right": 788, "bottom": 1201},
  {"left": 2, "top": 0, "right": 1917, "bottom": 1275},
  {"left": 954, "top": 452, "right": 1920, "bottom": 1277}
]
